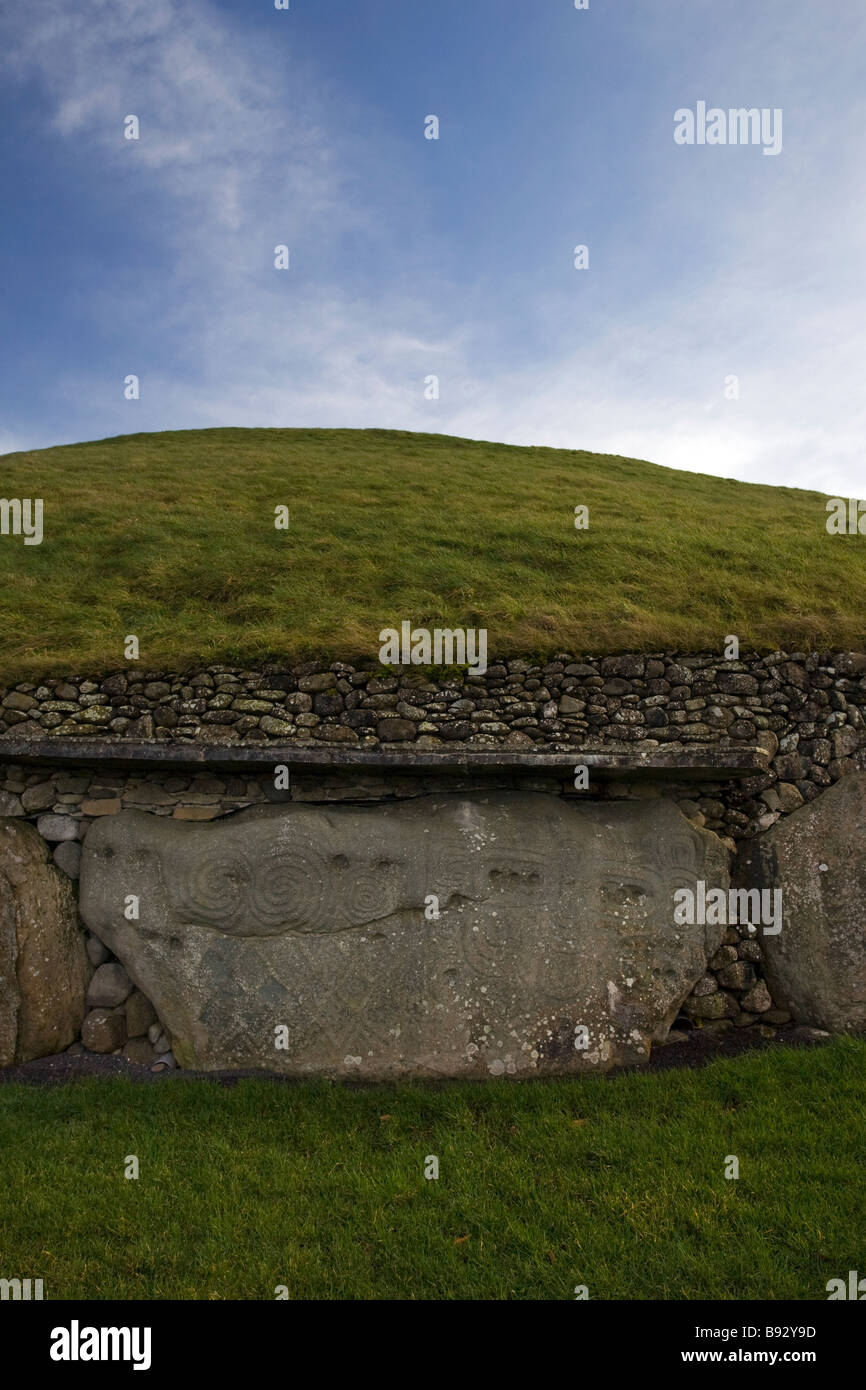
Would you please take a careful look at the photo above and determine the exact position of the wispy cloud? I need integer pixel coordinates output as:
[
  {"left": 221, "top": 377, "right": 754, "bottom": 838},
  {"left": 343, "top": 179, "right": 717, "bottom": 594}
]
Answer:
[{"left": 1, "top": 0, "right": 864, "bottom": 498}]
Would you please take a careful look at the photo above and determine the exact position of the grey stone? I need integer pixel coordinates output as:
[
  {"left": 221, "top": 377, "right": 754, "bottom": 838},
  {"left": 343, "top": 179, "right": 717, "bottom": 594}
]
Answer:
[
  {"left": 709, "top": 945, "right": 738, "bottom": 969},
  {"left": 664, "top": 664, "right": 693, "bottom": 686},
  {"left": 740, "top": 980, "right": 772, "bottom": 1014},
  {"left": 717, "top": 961, "right": 756, "bottom": 991},
  {"left": 298, "top": 673, "right": 338, "bottom": 693},
  {"left": 260, "top": 717, "right": 294, "bottom": 737},
  {"left": 79, "top": 795, "right": 729, "bottom": 1078},
  {"left": 558, "top": 695, "right": 585, "bottom": 715},
  {"left": 831, "top": 726, "right": 859, "bottom": 759},
  {"left": 737, "top": 939, "right": 763, "bottom": 963},
  {"left": 124, "top": 988, "right": 157, "bottom": 1038},
  {"left": 36, "top": 814, "right": 79, "bottom": 843},
  {"left": 776, "top": 782, "right": 804, "bottom": 813},
  {"left": 86, "top": 962, "right": 133, "bottom": 1009},
  {"left": 774, "top": 753, "right": 809, "bottom": 780},
  {"left": 377, "top": 719, "right": 416, "bottom": 742},
  {"left": 122, "top": 1036, "right": 156, "bottom": 1065},
  {"left": 682, "top": 992, "right": 731, "bottom": 1020},
  {"left": 717, "top": 672, "right": 759, "bottom": 695},
  {"left": 73, "top": 706, "right": 113, "bottom": 725},
  {"left": 81, "top": 1007, "right": 126, "bottom": 1053},
  {"left": 313, "top": 692, "right": 344, "bottom": 717},
  {"left": 3, "top": 691, "right": 38, "bottom": 711},
  {"left": 0, "top": 818, "right": 88, "bottom": 1065},
  {"left": 781, "top": 662, "right": 809, "bottom": 690},
  {"left": 21, "top": 783, "right": 56, "bottom": 813},
  {"left": 734, "top": 774, "right": 866, "bottom": 1031},
  {"left": 600, "top": 655, "right": 645, "bottom": 679},
  {"left": 314, "top": 725, "right": 358, "bottom": 743},
  {"left": 85, "top": 933, "right": 111, "bottom": 966},
  {"left": 397, "top": 702, "right": 427, "bottom": 722},
  {"left": 53, "top": 841, "right": 82, "bottom": 879}
]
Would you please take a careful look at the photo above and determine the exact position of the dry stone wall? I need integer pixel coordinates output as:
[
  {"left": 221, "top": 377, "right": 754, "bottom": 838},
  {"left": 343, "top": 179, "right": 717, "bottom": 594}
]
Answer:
[{"left": 3, "top": 647, "right": 866, "bottom": 842}]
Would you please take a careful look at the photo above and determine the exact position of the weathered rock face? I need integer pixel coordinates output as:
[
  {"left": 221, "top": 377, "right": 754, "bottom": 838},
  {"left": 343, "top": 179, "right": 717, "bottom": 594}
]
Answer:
[
  {"left": 79, "top": 794, "right": 729, "bottom": 1078},
  {"left": 734, "top": 775, "right": 866, "bottom": 1032},
  {"left": 0, "top": 818, "right": 88, "bottom": 1065}
]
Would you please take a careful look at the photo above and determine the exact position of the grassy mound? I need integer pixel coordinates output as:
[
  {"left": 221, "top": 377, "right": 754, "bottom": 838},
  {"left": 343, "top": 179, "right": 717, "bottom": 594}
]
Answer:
[{"left": 1, "top": 427, "right": 863, "bottom": 682}]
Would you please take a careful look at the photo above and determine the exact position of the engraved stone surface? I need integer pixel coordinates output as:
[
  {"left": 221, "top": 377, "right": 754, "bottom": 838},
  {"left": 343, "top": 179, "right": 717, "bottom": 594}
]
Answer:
[
  {"left": 734, "top": 773, "right": 866, "bottom": 1032},
  {"left": 0, "top": 818, "right": 88, "bottom": 1066},
  {"left": 79, "top": 794, "right": 729, "bottom": 1077}
]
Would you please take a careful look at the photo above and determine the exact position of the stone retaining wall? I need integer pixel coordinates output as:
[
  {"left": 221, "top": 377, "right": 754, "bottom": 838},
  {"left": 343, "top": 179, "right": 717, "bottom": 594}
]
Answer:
[
  {"left": 5, "top": 647, "right": 864, "bottom": 1071},
  {"left": 3, "top": 648, "right": 866, "bottom": 842},
  {"left": 0, "top": 768, "right": 792, "bottom": 1070}
]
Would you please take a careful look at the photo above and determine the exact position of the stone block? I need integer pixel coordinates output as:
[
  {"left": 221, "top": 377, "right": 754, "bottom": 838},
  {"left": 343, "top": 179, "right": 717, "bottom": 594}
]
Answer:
[
  {"left": 734, "top": 774, "right": 866, "bottom": 1030},
  {"left": 79, "top": 794, "right": 729, "bottom": 1078},
  {"left": 0, "top": 819, "right": 88, "bottom": 1064}
]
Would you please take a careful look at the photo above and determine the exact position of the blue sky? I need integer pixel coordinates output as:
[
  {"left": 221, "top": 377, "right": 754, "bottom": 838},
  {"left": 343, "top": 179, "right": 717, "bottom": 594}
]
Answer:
[{"left": 1, "top": 0, "right": 864, "bottom": 494}]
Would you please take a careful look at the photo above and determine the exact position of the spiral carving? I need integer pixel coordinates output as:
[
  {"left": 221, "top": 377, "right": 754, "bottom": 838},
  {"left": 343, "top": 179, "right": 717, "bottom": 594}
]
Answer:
[
  {"left": 254, "top": 844, "right": 337, "bottom": 933},
  {"left": 343, "top": 862, "right": 402, "bottom": 925},
  {"left": 173, "top": 847, "right": 256, "bottom": 931},
  {"left": 172, "top": 841, "right": 352, "bottom": 936}
]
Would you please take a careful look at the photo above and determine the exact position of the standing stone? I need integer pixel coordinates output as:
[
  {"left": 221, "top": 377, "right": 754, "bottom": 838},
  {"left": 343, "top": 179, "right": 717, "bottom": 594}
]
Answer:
[
  {"left": 80, "top": 794, "right": 728, "bottom": 1077},
  {"left": 0, "top": 818, "right": 88, "bottom": 1065},
  {"left": 734, "top": 773, "right": 866, "bottom": 1031}
]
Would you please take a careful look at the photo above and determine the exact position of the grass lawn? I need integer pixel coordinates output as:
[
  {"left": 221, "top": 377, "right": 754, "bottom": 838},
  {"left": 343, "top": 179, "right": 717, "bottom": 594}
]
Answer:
[
  {"left": 1, "top": 427, "right": 864, "bottom": 683},
  {"left": 0, "top": 1038, "right": 862, "bottom": 1300}
]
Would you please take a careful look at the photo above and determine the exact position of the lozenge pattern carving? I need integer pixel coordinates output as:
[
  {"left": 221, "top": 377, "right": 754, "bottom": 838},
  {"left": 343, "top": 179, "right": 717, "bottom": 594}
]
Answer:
[{"left": 79, "top": 793, "right": 730, "bottom": 1077}]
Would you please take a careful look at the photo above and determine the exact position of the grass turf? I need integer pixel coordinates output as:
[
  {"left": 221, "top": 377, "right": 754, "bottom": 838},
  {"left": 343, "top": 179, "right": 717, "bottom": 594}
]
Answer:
[
  {"left": 0, "top": 1037, "right": 862, "bottom": 1300},
  {"left": 1, "top": 427, "right": 864, "bottom": 684}
]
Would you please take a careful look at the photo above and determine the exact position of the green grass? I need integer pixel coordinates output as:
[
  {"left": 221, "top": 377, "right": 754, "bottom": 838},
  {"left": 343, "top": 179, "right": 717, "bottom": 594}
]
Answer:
[
  {"left": 0, "top": 1038, "right": 862, "bottom": 1300},
  {"left": 0, "top": 427, "right": 863, "bottom": 683}
]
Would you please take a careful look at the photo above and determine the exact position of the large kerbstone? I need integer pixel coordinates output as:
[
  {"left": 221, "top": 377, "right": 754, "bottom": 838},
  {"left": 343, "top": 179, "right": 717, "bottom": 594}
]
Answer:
[
  {"left": 734, "top": 774, "right": 866, "bottom": 1032},
  {"left": 0, "top": 818, "right": 88, "bottom": 1065},
  {"left": 79, "top": 794, "right": 729, "bottom": 1077}
]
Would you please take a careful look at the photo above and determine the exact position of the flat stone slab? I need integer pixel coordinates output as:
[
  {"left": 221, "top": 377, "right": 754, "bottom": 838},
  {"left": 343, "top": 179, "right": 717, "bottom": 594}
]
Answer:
[
  {"left": 79, "top": 793, "right": 729, "bottom": 1078},
  {"left": 0, "top": 736, "right": 768, "bottom": 779}
]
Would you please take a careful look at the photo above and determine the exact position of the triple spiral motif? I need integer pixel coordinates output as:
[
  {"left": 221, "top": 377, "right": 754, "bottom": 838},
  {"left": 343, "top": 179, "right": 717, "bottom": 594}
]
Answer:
[{"left": 171, "top": 838, "right": 402, "bottom": 936}]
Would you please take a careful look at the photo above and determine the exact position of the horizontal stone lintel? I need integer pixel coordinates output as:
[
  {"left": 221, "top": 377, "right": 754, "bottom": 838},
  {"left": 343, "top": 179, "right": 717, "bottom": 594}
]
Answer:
[{"left": 0, "top": 737, "right": 768, "bottom": 779}]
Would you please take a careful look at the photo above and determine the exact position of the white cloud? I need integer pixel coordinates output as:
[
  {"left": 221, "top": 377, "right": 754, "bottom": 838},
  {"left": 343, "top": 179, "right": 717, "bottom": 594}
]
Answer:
[{"left": 1, "top": 0, "right": 864, "bottom": 498}]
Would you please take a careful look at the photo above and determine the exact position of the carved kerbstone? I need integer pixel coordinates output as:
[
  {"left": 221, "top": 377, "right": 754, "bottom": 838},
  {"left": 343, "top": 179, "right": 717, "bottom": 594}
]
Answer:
[{"left": 79, "top": 794, "right": 728, "bottom": 1077}]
